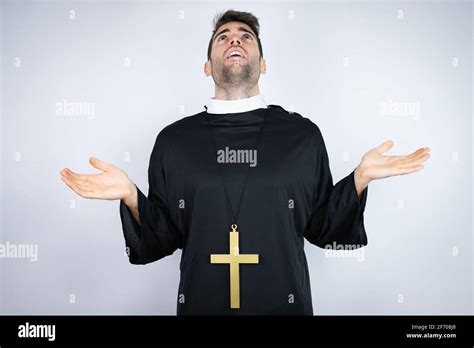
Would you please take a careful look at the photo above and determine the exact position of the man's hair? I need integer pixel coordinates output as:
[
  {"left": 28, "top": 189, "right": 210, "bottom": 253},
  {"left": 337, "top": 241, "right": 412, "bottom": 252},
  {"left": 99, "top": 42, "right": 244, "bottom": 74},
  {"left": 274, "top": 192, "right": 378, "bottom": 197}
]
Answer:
[{"left": 207, "top": 9, "right": 264, "bottom": 61}]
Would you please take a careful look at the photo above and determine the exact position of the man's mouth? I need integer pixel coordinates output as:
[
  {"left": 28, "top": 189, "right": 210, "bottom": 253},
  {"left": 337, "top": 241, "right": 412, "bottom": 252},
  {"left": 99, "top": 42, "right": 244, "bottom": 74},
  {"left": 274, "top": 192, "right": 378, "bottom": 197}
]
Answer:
[
  {"left": 226, "top": 55, "right": 245, "bottom": 60},
  {"left": 225, "top": 49, "right": 245, "bottom": 59}
]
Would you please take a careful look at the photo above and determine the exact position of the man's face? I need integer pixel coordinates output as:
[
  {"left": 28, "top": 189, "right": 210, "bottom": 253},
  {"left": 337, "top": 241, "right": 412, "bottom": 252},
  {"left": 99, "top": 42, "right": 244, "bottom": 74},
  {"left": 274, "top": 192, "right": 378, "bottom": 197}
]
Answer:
[{"left": 204, "top": 21, "right": 266, "bottom": 87}]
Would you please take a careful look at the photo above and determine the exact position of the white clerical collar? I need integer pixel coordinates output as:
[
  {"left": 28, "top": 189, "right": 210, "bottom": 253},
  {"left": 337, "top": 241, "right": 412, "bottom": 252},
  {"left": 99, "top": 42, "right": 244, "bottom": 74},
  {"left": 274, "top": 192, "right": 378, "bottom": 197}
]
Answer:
[{"left": 205, "top": 94, "right": 267, "bottom": 114}]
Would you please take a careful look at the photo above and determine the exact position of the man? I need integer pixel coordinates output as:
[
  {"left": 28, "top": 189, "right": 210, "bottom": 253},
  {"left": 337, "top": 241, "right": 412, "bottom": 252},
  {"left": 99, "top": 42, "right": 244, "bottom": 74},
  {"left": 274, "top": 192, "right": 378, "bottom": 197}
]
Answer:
[{"left": 60, "top": 10, "right": 430, "bottom": 315}]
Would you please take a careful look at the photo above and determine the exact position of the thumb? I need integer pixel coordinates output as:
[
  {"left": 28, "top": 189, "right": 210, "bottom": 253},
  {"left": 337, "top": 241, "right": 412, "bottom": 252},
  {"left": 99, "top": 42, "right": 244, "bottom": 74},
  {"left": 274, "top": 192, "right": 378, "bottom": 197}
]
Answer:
[
  {"left": 377, "top": 140, "right": 394, "bottom": 154},
  {"left": 89, "top": 157, "right": 110, "bottom": 172}
]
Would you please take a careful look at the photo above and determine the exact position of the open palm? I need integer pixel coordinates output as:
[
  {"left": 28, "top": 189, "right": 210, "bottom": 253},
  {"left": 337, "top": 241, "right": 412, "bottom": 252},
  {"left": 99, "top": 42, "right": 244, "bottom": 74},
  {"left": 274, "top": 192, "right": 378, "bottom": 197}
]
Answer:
[
  {"left": 60, "top": 157, "right": 133, "bottom": 200},
  {"left": 361, "top": 140, "right": 431, "bottom": 181}
]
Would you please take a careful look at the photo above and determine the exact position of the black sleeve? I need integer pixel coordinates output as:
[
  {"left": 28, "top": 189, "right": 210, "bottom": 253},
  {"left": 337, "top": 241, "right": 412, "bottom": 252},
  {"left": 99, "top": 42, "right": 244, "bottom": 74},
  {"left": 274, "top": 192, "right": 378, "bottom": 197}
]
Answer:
[
  {"left": 119, "top": 132, "right": 182, "bottom": 264},
  {"left": 303, "top": 125, "right": 369, "bottom": 249}
]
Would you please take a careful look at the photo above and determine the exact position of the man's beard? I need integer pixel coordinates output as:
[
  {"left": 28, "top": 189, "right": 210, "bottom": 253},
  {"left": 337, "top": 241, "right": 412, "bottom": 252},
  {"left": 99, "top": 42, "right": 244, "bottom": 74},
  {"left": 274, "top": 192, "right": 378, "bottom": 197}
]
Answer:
[
  {"left": 212, "top": 57, "right": 258, "bottom": 86},
  {"left": 221, "top": 62, "right": 253, "bottom": 84}
]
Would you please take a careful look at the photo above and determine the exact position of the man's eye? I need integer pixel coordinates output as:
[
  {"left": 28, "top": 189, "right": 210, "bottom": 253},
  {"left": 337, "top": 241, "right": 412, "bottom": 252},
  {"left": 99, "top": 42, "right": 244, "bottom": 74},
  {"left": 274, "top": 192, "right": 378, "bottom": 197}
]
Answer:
[
  {"left": 244, "top": 34, "right": 252, "bottom": 39},
  {"left": 218, "top": 35, "right": 226, "bottom": 41}
]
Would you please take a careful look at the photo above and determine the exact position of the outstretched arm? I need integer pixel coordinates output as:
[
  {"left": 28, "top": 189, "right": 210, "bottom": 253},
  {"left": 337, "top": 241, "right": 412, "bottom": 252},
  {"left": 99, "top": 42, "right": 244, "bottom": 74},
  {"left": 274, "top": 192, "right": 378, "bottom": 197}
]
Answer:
[
  {"left": 60, "top": 157, "right": 140, "bottom": 223},
  {"left": 60, "top": 150, "right": 182, "bottom": 265},
  {"left": 353, "top": 140, "right": 431, "bottom": 196},
  {"left": 304, "top": 128, "right": 431, "bottom": 249}
]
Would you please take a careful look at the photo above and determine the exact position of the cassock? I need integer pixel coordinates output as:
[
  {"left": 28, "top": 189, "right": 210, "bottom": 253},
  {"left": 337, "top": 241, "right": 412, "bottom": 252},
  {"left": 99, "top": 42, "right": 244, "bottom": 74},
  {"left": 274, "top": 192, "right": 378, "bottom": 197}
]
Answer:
[{"left": 119, "top": 94, "right": 369, "bottom": 315}]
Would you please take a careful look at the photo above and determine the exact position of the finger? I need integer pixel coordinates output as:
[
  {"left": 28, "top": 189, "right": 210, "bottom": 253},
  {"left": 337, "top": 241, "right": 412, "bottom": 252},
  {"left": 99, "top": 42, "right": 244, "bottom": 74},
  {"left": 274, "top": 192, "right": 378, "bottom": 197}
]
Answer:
[
  {"left": 61, "top": 175, "right": 94, "bottom": 192},
  {"left": 60, "top": 169, "right": 80, "bottom": 184},
  {"left": 397, "top": 147, "right": 428, "bottom": 160},
  {"left": 377, "top": 140, "right": 394, "bottom": 154},
  {"left": 62, "top": 169, "right": 98, "bottom": 187},
  {"left": 392, "top": 149, "right": 430, "bottom": 166},
  {"left": 399, "top": 153, "right": 431, "bottom": 168},
  {"left": 61, "top": 176, "right": 96, "bottom": 198},
  {"left": 395, "top": 165, "right": 425, "bottom": 176},
  {"left": 61, "top": 170, "right": 87, "bottom": 186},
  {"left": 410, "top": 147, "right": 431, "bottom": 158},
  {"left": 385, "top": 154, "right": 406, "bottom": 162},
  {"left": 414, "top": 153, "right": 431, "bottom": 164},
  {"left": 89, "top": 157, "right": 111, "bottom": 172},
  {"left": 407, "top": 148, "right": 427, "bottom": 159},
  {"left": 63, "top": 168, "right": 94, "bottom": 182},
  {"left": 61, "top": 168, "right": 78, "bottom": 179},
  {"left": 61, "top": 178, "right": 79, "bottom": 195}
]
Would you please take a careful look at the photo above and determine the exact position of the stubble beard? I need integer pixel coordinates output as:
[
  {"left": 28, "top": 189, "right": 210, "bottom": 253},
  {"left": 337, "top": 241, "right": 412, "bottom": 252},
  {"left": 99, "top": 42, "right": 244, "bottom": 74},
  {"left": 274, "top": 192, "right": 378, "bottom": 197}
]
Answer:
[{"left": 212, "top": 56, "right": 259, "bottom": 88}]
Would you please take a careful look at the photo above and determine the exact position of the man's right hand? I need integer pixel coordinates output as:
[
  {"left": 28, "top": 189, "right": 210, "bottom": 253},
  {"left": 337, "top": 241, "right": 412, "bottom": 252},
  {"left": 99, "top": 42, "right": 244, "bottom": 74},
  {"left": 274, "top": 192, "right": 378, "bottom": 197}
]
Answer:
[{"left": 60, "top": 157, "right": 136, "bottom": 203}]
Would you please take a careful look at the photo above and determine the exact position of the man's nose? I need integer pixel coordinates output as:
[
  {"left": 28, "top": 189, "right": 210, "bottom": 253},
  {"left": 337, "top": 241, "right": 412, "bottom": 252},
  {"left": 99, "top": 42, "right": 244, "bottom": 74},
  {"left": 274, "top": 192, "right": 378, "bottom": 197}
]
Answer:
[{"left": 229, "top": 35, "right": 242, "bottom": 46}]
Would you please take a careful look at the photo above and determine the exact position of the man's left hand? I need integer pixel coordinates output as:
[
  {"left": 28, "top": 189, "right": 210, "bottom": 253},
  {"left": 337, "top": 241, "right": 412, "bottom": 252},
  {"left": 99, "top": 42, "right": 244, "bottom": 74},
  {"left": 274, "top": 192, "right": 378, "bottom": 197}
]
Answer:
[{"left": 353, "top": 140, "right": 431, "bottom": 196}]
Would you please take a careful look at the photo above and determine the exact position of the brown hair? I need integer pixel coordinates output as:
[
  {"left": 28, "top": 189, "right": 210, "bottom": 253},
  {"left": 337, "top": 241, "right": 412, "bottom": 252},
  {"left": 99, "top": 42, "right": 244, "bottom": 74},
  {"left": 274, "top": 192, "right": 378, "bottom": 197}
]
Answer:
[{"left": 207, "top": 9, "right": 264, "bottom": 61}]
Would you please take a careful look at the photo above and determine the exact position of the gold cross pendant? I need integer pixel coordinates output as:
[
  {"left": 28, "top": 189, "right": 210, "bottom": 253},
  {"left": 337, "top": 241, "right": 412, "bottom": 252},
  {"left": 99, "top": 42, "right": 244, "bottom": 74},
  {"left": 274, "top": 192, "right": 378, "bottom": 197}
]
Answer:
[{"left": 210, "top": 224, "right": 259, "bottom": 309}]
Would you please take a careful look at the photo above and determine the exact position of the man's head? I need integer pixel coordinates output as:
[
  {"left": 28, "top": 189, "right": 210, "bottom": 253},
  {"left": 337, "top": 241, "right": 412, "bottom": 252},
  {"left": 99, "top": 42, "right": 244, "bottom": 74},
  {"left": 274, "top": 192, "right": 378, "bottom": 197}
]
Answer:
[{"left": 204, "top": 10, "right": 267, "bottom": 94}]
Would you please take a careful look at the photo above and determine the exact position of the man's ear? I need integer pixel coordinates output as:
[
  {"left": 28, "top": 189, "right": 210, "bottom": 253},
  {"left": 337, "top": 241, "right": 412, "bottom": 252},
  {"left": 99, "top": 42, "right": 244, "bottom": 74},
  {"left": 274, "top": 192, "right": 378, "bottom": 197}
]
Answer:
[
  {"left": 204, "top": 60, "right": 212, "bottom": 76},
  {"left": 260, "top": 58, "right": 267, "bottom": 74}
]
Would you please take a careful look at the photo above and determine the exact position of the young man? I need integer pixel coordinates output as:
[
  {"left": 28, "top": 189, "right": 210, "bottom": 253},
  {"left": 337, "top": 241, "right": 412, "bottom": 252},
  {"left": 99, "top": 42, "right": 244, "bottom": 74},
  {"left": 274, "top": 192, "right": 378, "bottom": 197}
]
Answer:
[{"left": 60, "top": 10, "right": 430, "bottom": 315}]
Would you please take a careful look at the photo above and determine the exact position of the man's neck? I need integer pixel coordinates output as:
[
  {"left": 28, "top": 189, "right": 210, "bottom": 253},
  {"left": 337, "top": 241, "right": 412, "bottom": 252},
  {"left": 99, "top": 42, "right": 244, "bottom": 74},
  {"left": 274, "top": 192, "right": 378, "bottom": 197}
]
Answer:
[{"left": 213, "top": 85, "right": 260, "bottom": 101}]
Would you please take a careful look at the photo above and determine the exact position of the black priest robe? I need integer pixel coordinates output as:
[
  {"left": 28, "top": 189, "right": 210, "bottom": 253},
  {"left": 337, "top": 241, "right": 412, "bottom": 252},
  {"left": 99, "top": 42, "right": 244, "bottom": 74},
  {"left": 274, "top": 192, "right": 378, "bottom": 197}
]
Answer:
[{"left": 119, "top": 105, "right": 369, "bottom": 315}]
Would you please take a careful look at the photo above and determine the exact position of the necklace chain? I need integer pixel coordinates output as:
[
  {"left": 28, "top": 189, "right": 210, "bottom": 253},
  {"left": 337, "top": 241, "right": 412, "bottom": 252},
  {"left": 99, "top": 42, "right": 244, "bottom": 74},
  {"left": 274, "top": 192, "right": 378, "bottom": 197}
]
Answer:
[{"left": 205, "top": 108, "right": 269, "bottom": 229}]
